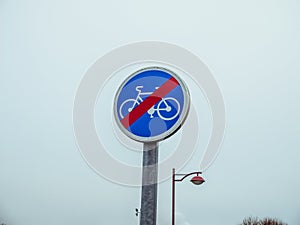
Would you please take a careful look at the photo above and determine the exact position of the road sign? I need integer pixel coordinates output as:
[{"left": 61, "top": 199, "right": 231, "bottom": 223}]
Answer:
[{"left": 114, "top": 67, "right": 190, "bottom": 142}]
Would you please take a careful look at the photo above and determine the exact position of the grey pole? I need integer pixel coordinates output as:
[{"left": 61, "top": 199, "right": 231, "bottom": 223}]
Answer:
[{"left": 139, "top": 142, "right": 158, "bottom": 225}]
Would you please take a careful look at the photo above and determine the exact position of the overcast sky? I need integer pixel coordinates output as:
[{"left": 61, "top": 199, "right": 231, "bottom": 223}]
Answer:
[{"left": 1, "top": 0, "right": 300, "bottom": 225}]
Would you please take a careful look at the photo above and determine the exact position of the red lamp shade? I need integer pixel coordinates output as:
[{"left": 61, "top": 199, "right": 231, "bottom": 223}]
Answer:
[{"left": 190, "top": 175, "right": 205, "bottom": 185}]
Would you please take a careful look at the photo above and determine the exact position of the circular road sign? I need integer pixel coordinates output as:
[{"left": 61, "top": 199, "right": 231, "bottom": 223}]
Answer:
[{"left": 114, "top": 67, "right": 190, "bottom": 142}]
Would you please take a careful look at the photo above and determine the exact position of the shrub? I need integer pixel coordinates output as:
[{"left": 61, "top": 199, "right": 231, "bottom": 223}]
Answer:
[
  {"left": 240, "top": 217, "right": 260, "bottom": 225},
  {"left": 240, "top": 217, "right": 287, "bottom": 225},
  {"left": 260, "top": 217, "right": 287, "bottom": 225}
]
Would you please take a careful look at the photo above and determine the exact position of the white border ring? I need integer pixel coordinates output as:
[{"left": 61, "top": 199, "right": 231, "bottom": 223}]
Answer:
[{"left": 113, "top": 66, "right": 190, "bottom": 143}]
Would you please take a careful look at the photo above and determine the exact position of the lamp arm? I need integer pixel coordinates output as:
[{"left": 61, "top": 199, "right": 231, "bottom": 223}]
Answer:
[{"left": 174, "top": 171, "right": 202, "bottom": 182}]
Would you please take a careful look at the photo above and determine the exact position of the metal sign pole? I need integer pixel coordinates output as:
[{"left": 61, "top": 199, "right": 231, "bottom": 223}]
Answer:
[{"left": 140, "top": 142, "right": 158, "bottom": 225}]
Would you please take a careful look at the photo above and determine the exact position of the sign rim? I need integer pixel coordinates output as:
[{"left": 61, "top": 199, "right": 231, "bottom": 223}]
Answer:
[{"left": 113, "top": 66, "right": 190, "bottom": 143}]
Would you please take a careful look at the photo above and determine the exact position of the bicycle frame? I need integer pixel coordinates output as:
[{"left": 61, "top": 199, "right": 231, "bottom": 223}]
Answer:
[
  {"left": 132, "top": 91, "right": 152, "bottom": 106},
  {"left": 133, "top": 91, "right": 170, "bottom": 110},
  {"left": 119, "top": 86, "right": 180, "bottom": 120}
]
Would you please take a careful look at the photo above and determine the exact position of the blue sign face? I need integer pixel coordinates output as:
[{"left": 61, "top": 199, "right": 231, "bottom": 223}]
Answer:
[{"left": 114, "top": 67, "right": 190, "bottom": 142}]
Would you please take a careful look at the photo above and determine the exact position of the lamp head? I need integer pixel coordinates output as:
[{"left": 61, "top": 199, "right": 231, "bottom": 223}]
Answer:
[{"left": 190, "top": 175, "right": 205, "bottom": 185}]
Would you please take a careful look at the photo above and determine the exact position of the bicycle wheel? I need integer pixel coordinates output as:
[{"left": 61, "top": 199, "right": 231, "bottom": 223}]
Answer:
[
  {"left": 157, "top": 97, "right": 180, "bottom": 121},
  {"left": 119, "top": 99, "right": 139, "bottom": 118}
]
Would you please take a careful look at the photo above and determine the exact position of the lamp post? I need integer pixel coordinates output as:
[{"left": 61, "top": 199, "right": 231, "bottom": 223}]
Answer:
[{"left": 172, "top": 168, "right": 205, "bottom": 225}]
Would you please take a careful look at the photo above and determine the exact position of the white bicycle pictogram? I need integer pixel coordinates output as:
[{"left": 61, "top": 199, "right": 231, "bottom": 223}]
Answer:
[{"left": 119, "top": 86, "right": 180, "bottom": 121}]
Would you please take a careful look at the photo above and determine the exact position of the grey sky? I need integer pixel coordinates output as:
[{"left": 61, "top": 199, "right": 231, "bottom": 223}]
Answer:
[{"left": 0, "top": 0, "right": 300, "bottom": 225}]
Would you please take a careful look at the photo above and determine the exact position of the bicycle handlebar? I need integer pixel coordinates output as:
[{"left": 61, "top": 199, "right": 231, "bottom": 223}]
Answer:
[{"left": 136, "top": 86, "right": 144, "bottom": 91}]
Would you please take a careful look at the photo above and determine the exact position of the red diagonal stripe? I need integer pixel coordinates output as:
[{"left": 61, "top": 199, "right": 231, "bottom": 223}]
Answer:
[{"left": 120, "top": 77, "right": 179, "bottom": 129}]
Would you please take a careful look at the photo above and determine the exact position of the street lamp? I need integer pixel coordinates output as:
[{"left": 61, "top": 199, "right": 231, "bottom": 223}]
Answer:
[{"left": 172, "top": 168, "right": 205, "bottom": 225}]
